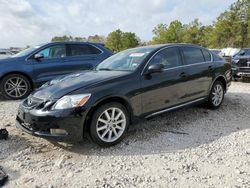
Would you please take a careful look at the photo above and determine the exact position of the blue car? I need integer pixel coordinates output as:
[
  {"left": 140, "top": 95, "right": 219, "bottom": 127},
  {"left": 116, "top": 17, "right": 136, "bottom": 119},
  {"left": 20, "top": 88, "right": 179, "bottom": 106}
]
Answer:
[{"left": 0, "top": 42, "right": 112, "bottom": 100}]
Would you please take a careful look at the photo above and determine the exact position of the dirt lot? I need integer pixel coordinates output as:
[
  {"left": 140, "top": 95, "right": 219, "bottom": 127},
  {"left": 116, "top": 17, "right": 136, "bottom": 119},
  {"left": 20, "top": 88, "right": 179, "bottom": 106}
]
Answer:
[{"left": 0, "top": 82, "right": 250, "bottom": 188}]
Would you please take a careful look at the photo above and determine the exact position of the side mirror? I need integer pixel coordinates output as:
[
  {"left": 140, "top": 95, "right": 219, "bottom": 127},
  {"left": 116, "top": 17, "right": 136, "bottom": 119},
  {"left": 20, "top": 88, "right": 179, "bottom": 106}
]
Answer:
[
  {"left": 34, "top": 53, "right": 44, "bottom": 60},
  {"left": 147, "top": 64, "right": 164, "bottom": 75}
]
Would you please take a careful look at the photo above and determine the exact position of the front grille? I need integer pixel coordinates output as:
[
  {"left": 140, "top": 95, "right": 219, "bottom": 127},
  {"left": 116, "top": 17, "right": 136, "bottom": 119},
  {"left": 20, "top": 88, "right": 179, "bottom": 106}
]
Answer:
[
  {"left": 23, "top": 95, "right": 45, "bottom": 109},
  {"left": 237, "top": 58, "right": 250, "bottom": 67}
]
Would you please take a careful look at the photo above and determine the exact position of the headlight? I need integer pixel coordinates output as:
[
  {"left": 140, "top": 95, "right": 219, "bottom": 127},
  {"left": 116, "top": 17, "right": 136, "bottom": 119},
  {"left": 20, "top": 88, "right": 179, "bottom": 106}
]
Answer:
[{"left": 52, "top": 94, "right": 91, "bottom": 110}]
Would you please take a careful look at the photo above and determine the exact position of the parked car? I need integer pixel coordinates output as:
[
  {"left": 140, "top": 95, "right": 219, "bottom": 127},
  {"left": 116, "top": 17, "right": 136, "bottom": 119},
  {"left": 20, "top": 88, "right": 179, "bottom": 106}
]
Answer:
[
  {"left": 0, "top": 50, "right": 13, "bottom": 59},
  {"left": 231, "top": 48, "right": 250, "bottom": 79},
  {"left": 0, "top": 42, "right": 112, "bottom": 99},
  {"left": 209, "top": 49, "right": 221, "bottom": 56},
  {"left": 16, "top": 44, "right": 232, "bottom": 147},
  {"left": 220, "top": 48, "right": 241, "bottom": 64}
]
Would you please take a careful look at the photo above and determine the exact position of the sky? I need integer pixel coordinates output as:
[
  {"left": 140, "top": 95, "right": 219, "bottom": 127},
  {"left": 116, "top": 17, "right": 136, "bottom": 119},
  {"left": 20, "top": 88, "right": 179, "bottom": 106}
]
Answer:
[{"left": 0, "top": 0, "right": 236, "bottom": 48}]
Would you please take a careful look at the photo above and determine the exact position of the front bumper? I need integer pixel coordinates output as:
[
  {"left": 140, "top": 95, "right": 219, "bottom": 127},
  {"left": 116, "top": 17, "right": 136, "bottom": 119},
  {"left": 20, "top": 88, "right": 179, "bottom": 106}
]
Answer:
[
  {"left": 232, "top": 67, "right": 250, "bottom": 77},
  {"left": 16, "top": 104, "right": 89, "bottom": 142}
]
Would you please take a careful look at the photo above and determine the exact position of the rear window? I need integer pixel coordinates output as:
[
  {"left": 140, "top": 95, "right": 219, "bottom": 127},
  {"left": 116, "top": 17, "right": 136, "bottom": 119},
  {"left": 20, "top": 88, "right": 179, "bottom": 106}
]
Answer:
[
  {"left": 202, "top": 49, "right": 211, "bottom": 62},
  {"left": 68, "top": 44, "right": 101, "bottom": 56},
  {"left": 182, "top": 47, "right": 205, "bottom": 64}
]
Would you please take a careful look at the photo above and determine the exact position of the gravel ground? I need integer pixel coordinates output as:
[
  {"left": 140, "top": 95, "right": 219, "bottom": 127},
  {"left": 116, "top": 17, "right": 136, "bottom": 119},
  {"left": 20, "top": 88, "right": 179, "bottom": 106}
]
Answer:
[{"left": 0, "top": 82, "right": 250, "bottom": 188}]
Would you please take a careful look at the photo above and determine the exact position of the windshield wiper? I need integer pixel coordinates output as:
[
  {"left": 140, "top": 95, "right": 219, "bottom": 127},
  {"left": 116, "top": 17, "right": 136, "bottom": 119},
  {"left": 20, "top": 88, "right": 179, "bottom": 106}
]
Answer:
[{"left": 98, "top": 68, "right": 113, "bottom": 71}]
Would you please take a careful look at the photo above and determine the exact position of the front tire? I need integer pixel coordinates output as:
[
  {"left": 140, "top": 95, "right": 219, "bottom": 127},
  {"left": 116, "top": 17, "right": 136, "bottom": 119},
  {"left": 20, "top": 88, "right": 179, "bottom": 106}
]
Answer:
[
  {"left": 0, "top": 74, "right": 32, "bottom": 100},
  {"left": 207, "top": 81, "right": 225, "bottom": 109},
  {"left": 89, "top": 102, "right": 129, "bottom": 147}
]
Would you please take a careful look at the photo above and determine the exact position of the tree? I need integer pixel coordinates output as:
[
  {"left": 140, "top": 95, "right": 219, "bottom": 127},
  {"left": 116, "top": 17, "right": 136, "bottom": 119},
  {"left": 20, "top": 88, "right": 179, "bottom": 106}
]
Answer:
[
  {"left": 74, "top": 37, "right": 87, "bottom": 42},
  {"left": 87, "top": 35, "right": 106, "bottom": 43},
  {"left": 151, "top": 20, "right": 184, "bottom": 44},
  {"left": 51, "top": 35, "right": 86, "bottom": 42},
  {"left": 105, "top": 29, "right": 123, "bottom": 52},
  {"left": 212, "top": 0, "right": 250, "bottom": 48},
  {"left": 121, "top": 32, "right": 140, "bottom": 50},
  {"left": 51, "top": 35, "right": 74, "bottom": 42},
  {"left": 150, "top": 0, "right": 250, "bottom": 48},
  {"left": 105, "top": 29, "right": 140, "bottom": 52},
  {"left": 182, "top": 19, "right": 204, "bottom": 45}
]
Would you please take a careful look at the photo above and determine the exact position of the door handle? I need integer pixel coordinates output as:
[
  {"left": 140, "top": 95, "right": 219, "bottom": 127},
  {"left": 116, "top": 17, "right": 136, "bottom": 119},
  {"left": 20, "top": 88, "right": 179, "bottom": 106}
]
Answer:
[{"left": 180, "top": 72, "right": 187, "bottom": 78}]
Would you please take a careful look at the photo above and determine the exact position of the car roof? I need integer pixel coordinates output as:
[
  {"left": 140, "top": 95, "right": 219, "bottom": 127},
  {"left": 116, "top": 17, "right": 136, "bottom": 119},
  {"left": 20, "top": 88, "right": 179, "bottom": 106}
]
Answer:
[
  {"left": 44, "top": 41, "right": 104, "bottom": 46},
  {"left": 132, "top": 43, "right": 205, "bottom": 51}
]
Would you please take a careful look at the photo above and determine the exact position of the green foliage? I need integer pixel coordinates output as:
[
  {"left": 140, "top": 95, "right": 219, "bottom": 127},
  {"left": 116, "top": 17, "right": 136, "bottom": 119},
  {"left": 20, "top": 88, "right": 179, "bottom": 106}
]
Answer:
[
  {"left": 151, "top": 0, "right": 250, "bottom": 48},
  {"left": 105, "top": 29, "right": 140, "bottom": 52},
  {"left": 87, "top": 35, "right": 106, "bottom": 43},
  {"left": 213, "top": 0, "right": 250, "bottom": 48},
  {"left": 51, "top": 0, "right": 249, "bottom": 50},
  {"left": 51, "top": 35, "right": 86, "bottom": 42},
  {"left": 151, "top": 20, "right": 184, "bottom": 44}
]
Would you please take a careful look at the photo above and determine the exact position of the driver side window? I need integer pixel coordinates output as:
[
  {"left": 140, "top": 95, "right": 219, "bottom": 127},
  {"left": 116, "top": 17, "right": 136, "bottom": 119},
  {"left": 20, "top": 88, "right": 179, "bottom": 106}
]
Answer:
[
  {"left": 150, "top": 47, "right": 181, "bottom": 69},
  {"left": 38, "top": 45, "right": 66, "bottom": 59}
]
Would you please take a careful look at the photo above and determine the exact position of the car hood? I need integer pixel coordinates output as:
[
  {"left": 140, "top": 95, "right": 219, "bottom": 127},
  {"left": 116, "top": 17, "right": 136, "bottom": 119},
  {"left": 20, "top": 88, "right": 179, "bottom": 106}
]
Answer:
[
  {"left": 33, "top": 70, "right": 131, "bottom": 100},
  {"left": 0, "top": 56, "right": 23, "bottom": 64}
]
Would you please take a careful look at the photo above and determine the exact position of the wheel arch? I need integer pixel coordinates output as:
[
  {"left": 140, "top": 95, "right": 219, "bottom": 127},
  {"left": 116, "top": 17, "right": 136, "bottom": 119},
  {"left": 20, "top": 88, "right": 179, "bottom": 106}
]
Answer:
[
  {"left": 214, "top": 75, "right": 227, "bottom": 91},
  {"left": 0, "top": 72, "right": 34, "bottom": 89},
  {"left": 83, "top": 96, "right": 134, "bottom": 135}
]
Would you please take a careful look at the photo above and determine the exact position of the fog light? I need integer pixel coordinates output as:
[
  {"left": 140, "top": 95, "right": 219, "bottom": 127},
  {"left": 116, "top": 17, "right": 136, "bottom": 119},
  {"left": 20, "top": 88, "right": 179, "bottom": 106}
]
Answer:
[{"left": 50, "top": 129, "right": 67, "bottom": 135}]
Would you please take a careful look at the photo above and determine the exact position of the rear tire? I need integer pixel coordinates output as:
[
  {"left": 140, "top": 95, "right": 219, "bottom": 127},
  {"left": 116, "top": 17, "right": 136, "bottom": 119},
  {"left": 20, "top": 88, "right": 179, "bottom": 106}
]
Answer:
[
  {"left": 207, "top": 81, "right": 225, "bottom": 109},
  {"left": 0, "top": 74, "right": 32, "bottom": 100},
  {"left": 89, "top": 102, "right": 129, "bottom": 147}
]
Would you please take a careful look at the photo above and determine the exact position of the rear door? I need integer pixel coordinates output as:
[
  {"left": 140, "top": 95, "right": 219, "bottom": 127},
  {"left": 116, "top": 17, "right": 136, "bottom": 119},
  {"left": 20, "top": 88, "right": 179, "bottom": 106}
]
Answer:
[
  {"left": 178, "top": 46, "right": 214, "bottom": 102},
  {"left": 140, "top": 47, "right": 185, "bottom": 114},
  {"left": 64, "top": 44, "right": 104, "bottom": 72}
]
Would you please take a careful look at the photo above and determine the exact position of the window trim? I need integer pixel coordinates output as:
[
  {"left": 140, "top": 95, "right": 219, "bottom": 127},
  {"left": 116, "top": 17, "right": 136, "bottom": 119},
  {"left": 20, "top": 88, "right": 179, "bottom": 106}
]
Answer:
[
  {"left": 67, "top": 43, "right": 103, "bottom": 57},
  {"left": 26, "top": 44, "right": 67, "bottom": 61},
  {"left": 141, "top": 46, "right": 183, "bottom": 75},
  {"left": 38, "top": 44, "right": 67, "bottom": 60},
  {"left": 141, "top": 45, "right": 214, "bottom": 75},
  {"left": 201, "top": 49, "right": 212, "bottom": 62},
  {"left": 180, "top": 46, "right": 213, "bottom": 66}
]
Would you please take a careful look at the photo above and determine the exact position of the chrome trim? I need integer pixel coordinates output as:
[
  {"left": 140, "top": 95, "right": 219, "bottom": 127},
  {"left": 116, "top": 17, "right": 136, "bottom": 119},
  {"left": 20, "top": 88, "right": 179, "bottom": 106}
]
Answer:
[
  {"left": 145, "top": 97, "right": 206, "bottom": 118},
  {"left": 141, "top": 45, "right": 213, "bottom": 75},
  {"left": 88, "top": 43, "right": 104, "bottom": 55},
  {"left": 25, "top": 43, "right": 104, "bottom": 62},
  {"left": 162, "top": 61, "right": 213, "bottom": 72}
]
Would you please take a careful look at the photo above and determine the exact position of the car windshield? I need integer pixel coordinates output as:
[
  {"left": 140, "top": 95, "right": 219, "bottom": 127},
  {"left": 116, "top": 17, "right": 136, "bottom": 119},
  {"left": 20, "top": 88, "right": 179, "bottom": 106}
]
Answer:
[
  {"left": 96, "top": 47, "right": 156, "bottom": 71},
  {"left": 12, "top": 46, "right": 41, "bottom": 58}
]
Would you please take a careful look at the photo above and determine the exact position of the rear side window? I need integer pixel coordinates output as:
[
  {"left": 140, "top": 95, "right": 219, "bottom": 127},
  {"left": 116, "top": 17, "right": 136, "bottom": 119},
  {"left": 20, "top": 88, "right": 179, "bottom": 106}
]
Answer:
[
  {"left": 202, "top": 49, "right": 211, "bottom": 62},
  {"left": 150, "top": 47, "right": 181, "bottom": 69},
  {"left": 182, "top": 47, "right": 205, "bottom": 64},
  {"left": 69, "top": 44, "right": 101, "bottom": 56}
]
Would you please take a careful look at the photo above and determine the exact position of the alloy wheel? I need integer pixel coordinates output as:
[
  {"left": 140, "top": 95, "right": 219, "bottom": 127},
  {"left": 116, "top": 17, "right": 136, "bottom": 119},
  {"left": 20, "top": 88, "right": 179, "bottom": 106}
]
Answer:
[
  {"left": 4, "top": 77, "right": 28, "bottom": 98},
  {"left": 211, "top": 84, "right": 224, "bottom": 106},
  {"left": 96, "top": 107, "right": 126, "bottom": 143}
]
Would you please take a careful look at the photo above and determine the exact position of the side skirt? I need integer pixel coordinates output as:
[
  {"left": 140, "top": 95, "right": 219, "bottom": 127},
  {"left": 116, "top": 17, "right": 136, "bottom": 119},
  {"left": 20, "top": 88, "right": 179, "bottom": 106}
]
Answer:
[{"left": 145, "top": 97, "right": 206, "bottom": 119}]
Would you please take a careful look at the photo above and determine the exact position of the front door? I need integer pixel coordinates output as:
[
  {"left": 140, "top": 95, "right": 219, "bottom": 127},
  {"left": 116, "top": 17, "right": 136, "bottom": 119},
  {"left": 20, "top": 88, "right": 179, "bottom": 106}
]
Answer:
[
  {"left": 30, "top": 44, "right": 67, "bottom": 86},
  {"left": 140, "top": 47, "right": 185, "bottom": 114}
]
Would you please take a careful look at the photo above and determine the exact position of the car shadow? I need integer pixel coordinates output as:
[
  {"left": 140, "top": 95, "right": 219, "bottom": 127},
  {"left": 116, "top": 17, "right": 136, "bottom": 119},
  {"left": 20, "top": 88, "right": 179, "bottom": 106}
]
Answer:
[
  {"left": 2, "top": 91, "right": 249, "bottom": 157},
  {"left": 52, "top": 91, "right": 250, "bottom": 156}
]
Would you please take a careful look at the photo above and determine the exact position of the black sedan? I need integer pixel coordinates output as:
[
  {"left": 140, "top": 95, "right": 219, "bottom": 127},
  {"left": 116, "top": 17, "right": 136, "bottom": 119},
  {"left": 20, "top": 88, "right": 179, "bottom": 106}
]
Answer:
[{"left": 16, "top": 44, "right": 232, "bottom": 147}]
